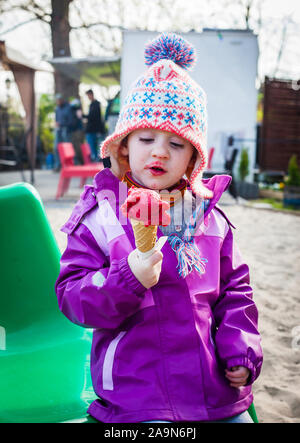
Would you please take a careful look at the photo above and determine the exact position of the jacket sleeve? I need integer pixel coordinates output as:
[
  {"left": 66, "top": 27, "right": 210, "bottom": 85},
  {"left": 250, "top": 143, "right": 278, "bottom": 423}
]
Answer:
[
  {"left": 213, "top": 227, "right": 263, "bottom": 385},
  {"left": 55, "top": 223, "right": 146, "bottom": 330}
]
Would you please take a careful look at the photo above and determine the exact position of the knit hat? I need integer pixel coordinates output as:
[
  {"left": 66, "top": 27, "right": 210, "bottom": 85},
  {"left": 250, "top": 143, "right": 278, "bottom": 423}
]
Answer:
[{"left": 101, "top": 33, "right": 213, "bottom": 199}]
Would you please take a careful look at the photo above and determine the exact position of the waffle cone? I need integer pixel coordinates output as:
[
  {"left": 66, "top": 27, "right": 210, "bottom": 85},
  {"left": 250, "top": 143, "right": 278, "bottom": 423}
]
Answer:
[{"left": 130, "top": 218, "right": 158, "bottom": 253}]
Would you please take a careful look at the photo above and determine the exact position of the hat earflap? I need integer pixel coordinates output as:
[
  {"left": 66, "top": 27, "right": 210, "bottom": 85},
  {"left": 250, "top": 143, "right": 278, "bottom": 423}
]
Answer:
[{"left": 187, "top": 152, "right": 214, "bottom": 199}]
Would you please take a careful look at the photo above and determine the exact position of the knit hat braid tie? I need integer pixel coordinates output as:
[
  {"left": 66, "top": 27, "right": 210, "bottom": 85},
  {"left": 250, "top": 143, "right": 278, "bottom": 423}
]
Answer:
[{"left": 168, "top": 199, "right": 209, "bottom": 278}]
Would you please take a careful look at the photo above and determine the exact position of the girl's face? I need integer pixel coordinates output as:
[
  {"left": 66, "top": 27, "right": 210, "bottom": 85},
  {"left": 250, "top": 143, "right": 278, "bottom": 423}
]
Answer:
[{"left": 120, "top": 129, "right": 195, "bottom": 190}]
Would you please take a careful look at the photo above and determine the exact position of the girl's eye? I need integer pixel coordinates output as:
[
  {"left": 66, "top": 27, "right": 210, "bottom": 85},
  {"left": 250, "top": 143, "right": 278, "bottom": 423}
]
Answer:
[
  {"left": 170, "top": 141, "right": 184, "bottom": 148},
  {"left": 140, "top": 138, "right": 154, "bottom": 143}
]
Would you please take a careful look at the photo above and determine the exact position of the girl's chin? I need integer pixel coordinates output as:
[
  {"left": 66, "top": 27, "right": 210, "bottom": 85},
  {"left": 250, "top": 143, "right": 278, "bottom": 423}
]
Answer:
[
  {"left": 141, "top": 176, "right": 172, "bottom": 190},
  {"left": 132, "top": 171, "right": 179, "bottom": 190}
]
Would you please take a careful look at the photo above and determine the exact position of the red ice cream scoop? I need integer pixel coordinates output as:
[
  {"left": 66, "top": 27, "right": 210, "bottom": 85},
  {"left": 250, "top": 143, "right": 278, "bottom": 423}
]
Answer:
[{"left": 121, "top": 187, "right": 171, "bottom": 227}]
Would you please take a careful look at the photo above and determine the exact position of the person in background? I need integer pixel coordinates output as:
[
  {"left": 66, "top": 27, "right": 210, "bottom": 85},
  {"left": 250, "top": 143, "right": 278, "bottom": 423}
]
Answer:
[
  {"left": 69, "top": 98, "right": 84, "bottom": 165},
  {"left": 53, "top": 94, "right": 73, "bottom": 171},
  {"left": 84, "top": 89, "right": 106, "bottom": 161}
]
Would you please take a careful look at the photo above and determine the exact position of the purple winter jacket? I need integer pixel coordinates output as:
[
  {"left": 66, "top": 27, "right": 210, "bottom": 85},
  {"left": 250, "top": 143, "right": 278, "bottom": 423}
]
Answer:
[{"left": 55, "top": 168, "right": 263, "bottom": 423}]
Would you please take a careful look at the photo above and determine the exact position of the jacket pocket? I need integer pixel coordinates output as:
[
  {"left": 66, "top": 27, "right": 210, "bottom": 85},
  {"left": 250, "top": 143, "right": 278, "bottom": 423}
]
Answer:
[{"left": 102, "top": 331, "right": 127, "bottom": 390}]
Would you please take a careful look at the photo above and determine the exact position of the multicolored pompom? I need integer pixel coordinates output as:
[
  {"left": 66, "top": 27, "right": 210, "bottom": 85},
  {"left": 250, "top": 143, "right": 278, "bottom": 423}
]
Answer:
[{"left": 144, "top": 33, "right": 196, "bottom": 71}]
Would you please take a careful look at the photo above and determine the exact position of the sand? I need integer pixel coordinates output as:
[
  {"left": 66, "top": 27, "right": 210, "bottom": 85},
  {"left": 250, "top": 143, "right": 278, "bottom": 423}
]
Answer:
[
  {"left": 1, "top": 170, "right": 300, "bottom": 422},
  {"left": 222, "top": 203, "right": 300, "bottom": 423}
]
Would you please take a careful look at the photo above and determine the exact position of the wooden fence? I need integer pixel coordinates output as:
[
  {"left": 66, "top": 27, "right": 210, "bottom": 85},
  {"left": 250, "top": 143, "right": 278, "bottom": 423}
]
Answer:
[{"left": 260, "top": 77, "right": 300, "bottom": 172}]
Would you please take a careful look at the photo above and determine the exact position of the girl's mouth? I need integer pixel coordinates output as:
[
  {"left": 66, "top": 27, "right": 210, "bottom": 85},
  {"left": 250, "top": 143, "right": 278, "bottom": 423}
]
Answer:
[
  {"left": 146, "top": 162, "right": 167, "bottom": 176},
  {"left": 149, "top": 167, "right": 166, "bottom": 176}
]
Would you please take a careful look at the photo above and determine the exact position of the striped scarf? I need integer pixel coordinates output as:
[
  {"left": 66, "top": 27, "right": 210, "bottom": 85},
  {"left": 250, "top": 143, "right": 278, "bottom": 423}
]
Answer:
[
  {"left": 168, "top": 199, "right": 209, "bottom": 278},
  {"left": 123, "top": 171, "right": 209, "bottom": 279}
]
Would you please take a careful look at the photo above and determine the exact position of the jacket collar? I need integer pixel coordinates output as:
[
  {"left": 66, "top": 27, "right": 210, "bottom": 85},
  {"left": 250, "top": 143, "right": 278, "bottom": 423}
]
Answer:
[
  {"left": 61, "top": 169, "right": 232, "bottom": 234},
  {"left": 201, "top": 174, "right": 232, "bottom": 216},
  {"left": 93, "top": 169, "right": 232, "bottom": 210}
]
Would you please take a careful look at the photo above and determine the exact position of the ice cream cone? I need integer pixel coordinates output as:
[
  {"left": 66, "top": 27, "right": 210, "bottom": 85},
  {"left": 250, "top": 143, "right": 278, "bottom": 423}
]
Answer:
[{"left": 130, "top": 218, "right": 158, "bottom": 255}]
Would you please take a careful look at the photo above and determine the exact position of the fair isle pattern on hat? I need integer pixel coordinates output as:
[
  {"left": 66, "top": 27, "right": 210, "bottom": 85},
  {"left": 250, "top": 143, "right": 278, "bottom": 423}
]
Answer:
[{"left": 101, "top": 33, "right": 213, "bottom": 199}]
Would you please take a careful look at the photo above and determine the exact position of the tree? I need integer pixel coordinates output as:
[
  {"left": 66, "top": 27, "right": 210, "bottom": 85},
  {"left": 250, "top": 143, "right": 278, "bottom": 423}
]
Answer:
[
  {"left": 285, "top": 155, "right": 300, "bottom": 187},
  {"left": 0, "top": 0, "right": 147, "bottom": 98},
  {"left": 0, "top": 0, "right": 78, "bottom": 97},
  {"left": 0, "top": 0, "right": 299, "bottom": 94},
  {"left": 50, "top": 0, "right": 79, "bottom": 98},
  {"left": 239, "top": 148, "right": 249, "bottom": 182},
  {"left": 237, "top": 0, "right": 255, "bottom": 29}
]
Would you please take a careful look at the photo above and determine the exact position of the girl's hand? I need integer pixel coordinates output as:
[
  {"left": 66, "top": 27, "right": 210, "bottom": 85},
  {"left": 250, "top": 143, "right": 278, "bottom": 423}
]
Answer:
[
  {"left": 128, "top": 249, "right": 163, "bottom": 289},
  {"left": 225, "top": 366, "right": 250, "bottom": 388}
]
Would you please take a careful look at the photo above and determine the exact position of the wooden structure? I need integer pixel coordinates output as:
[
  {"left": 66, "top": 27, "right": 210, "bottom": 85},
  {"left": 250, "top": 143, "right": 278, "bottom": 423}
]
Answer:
[
  {"left": 0, "top": 41, "right": 46, "bottom": 183},
  {"left": 260, "top": 77, "right": 300, "bottom": 172},
  {"left": 0, "top": 105, "right": 9, "bottom": 147}
]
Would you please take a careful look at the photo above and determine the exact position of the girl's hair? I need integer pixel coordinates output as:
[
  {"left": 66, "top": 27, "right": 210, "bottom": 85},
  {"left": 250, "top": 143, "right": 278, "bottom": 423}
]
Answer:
[{"left": 120, "top": 135, "right": 129, "bottom": 148}]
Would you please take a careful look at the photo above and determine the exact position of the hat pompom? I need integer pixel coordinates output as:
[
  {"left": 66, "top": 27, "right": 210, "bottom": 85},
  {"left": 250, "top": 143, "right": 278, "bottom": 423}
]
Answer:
[{"left": 144, "top": 33, "right": 196, "bottom": 71}]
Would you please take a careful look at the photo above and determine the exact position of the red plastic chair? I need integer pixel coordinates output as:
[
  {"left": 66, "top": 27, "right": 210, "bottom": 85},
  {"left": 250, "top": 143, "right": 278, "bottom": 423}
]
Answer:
[
  {"left": 80, "top": 143, "right": 92, "bottom": 188},
  {"left": 80, "top": 142, "right": 105, "bottom": 187},
  {"left": 80, "top": 143, "right": 93, "bottom": 165},
  {"left": 56, "top": 143, "right": 103, "bottom": 199}
]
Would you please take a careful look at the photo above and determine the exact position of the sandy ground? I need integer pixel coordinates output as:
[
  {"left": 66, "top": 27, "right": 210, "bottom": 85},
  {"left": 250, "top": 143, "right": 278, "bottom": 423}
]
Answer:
[
  {"left": 222, "top": 203, "right": 300, "bottom": 423},
  {"left": 1, "top": 169, "right": 300, "bottom": 423}
]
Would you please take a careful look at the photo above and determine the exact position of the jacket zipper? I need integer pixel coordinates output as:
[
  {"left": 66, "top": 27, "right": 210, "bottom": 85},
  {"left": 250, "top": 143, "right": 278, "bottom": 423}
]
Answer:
[{"left": 208, "top": 317, "right": 216, "bottom": 349}]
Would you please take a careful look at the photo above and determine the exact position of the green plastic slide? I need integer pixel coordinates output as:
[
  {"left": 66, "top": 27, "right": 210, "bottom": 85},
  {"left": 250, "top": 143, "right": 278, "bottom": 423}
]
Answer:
[{"left": 0, "top": 183, "right": 96, "bottom": 423}]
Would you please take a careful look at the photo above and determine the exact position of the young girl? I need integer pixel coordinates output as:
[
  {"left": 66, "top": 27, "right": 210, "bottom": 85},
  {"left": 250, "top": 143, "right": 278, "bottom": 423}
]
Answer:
[{"left": 55, "top": 33, "right": 263, "bottom": 423}]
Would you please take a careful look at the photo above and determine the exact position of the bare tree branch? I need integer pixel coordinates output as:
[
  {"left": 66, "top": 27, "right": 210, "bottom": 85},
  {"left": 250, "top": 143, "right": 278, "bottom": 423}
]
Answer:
[
  {"left": 0, "top": 0, "right": 51, "bottom": 23},
  {"left": 272, "top": 15, "right": 291, "bottom": 77},
  {"left": 71, "top": 20, "right": 127, "bottom": 32},
  {"left": 0, "top": 17, "right": 39, "bottom": 36}
]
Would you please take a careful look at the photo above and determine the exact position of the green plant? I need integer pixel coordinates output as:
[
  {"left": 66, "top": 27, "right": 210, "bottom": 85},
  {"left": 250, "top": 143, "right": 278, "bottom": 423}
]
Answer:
[
  {"left": 251, "top": 198, "right": 300, "bottom": 212},
  {"left": 285, "top": 155, "right": 300, "bottom": 187},
  {"left": 239, "top": 147, "right": 249, "bottom": 181},
  {"left": 38, "top": 94, "right": 55, "bottom": 154}
]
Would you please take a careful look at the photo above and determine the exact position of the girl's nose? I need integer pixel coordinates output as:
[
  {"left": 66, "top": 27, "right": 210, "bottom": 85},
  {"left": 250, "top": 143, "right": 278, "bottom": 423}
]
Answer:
[{"left": 151, "top": 141, "right": 169, "bottom": 159}]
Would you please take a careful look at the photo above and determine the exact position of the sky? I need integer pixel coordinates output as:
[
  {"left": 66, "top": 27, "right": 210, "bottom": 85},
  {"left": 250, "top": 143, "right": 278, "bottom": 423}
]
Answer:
[{"left": 0, "top": 0, "right": 299, "bottom": 106}]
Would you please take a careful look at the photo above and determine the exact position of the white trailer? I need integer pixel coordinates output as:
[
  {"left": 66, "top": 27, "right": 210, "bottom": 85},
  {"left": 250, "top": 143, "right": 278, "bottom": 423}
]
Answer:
[{"left": 121, "top": 29, "right": 259, "bottom": 181}]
